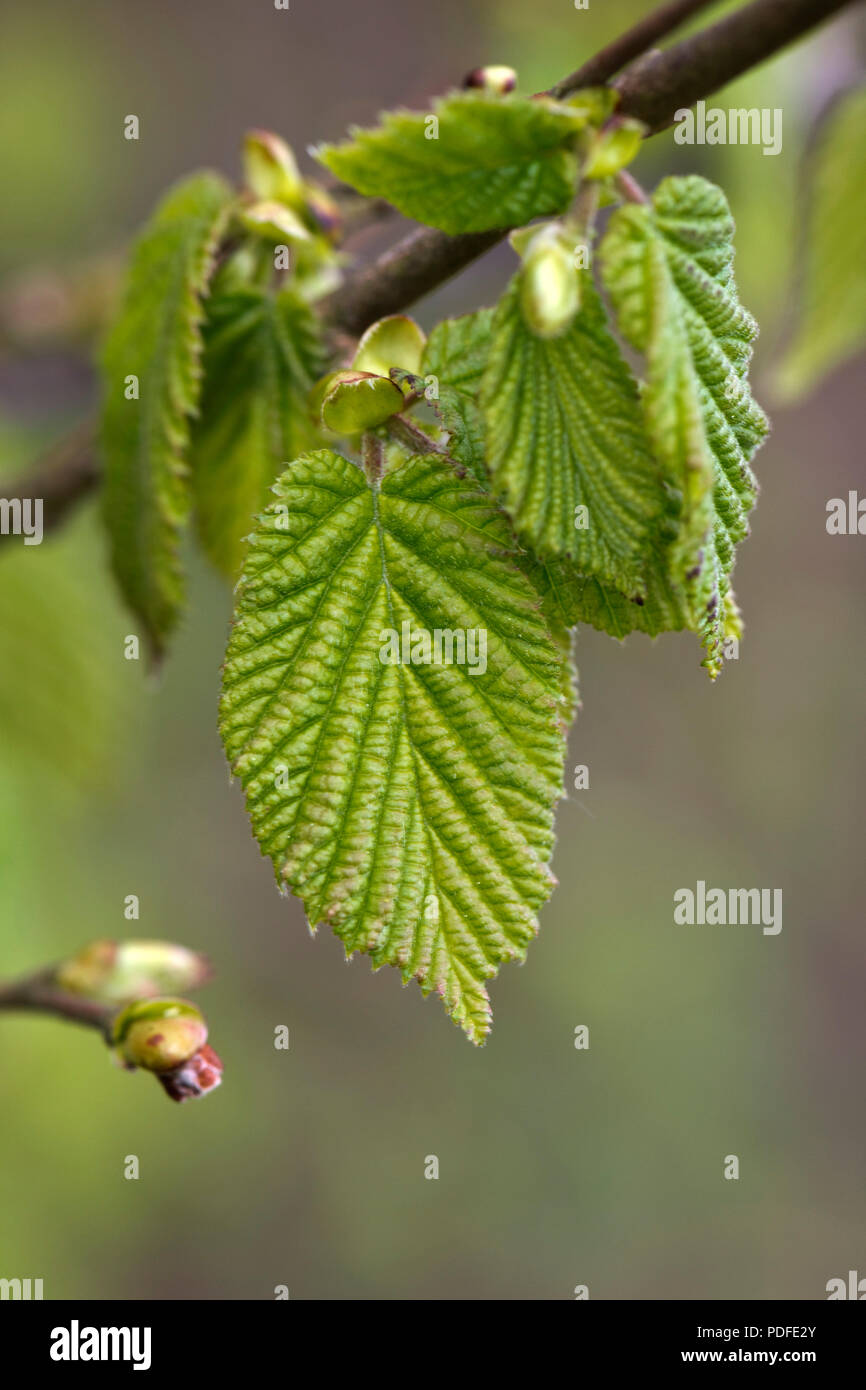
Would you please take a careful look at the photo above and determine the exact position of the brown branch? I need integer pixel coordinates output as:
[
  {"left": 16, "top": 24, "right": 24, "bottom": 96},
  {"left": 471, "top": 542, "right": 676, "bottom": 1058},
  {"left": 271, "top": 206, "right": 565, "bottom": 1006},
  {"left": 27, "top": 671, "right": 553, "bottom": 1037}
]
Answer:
[
  {"left": 5, "top": 0, "right": 860, "bottom": 538},
  {"left": 614, "top": 0, "right": 859, "bottom": 131},
  {"left": 323, "top": 226, "right": 504, "bottom": 340},
  {"left": 550, "top": 0, "right": 720, "bottom": 98},
  {"left": 324, "top": 0, "right": 859, "bottom": 336},
  {"left": 0, "top": 970, "right": 114, "bottom": 1040}
]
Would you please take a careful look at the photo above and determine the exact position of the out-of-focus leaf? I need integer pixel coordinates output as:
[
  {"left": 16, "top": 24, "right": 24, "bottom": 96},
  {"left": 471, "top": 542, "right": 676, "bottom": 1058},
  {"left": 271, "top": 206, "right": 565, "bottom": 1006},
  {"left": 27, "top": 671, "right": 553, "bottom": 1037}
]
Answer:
[
  {"left": 775, "top": 85, "right": 866, "bottom": 400},
  {"left": 190, "top": 284, "right": 325, "bottom": 579},
  {"left": 101, "top": 171, "right": 233, "bottom": 658}
]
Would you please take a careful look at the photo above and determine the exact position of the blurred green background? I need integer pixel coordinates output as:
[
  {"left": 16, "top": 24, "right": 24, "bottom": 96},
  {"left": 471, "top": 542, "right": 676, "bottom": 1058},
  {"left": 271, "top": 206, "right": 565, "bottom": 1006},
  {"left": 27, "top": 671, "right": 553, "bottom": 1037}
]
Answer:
[{"left": 0, "top": 0, "right": 864, "bottom": 1300}]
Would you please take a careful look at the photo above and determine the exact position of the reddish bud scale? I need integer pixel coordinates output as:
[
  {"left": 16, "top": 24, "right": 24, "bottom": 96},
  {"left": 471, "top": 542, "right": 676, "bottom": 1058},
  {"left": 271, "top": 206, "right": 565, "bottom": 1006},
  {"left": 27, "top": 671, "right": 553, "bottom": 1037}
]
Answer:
[{"left": 158, "top": 1045, "right": 224, "bottom": 1103}]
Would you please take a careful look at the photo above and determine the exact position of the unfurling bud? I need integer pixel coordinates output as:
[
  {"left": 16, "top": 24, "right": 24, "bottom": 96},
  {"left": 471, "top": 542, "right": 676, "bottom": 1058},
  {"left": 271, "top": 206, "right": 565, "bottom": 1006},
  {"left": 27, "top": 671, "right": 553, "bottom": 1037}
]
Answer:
[
  {"left": 518, "top": 227, "right": 580, "bottom": 339},
  {"left": 462, "top": 65, "right": 517, "bottom": 95},
  {"left": 157, "top": 1044, "right": 223, "bottom": 1103},
  {"left": 302, "top": 182, "right": 342, "bottom": 243},
  {"left": 352, "top": 315, "right": 426, "bottom": 379},
  {"left": 56, "top": 939, "right": 211, "bottom": 1004},
  {"left": 311, "top": 369, "right": 405, "bottom": 434},
  {"left": 243, "top": 131, "right": 343, "bottom": 247},
  {"left": 563, "top": 87, "right": 618, "bottom": 126},
  {"left": 238, "top": 200, "right": 312, "bottom": 243},
  {"left": 582, "top": 117, "right": 647, "bottom": 179},
  {"left": 243, "top": 129, "right": 303, "bottom": 203},
  {"left": 113, "top": 998, "right": 208, "bottom": 1073}
]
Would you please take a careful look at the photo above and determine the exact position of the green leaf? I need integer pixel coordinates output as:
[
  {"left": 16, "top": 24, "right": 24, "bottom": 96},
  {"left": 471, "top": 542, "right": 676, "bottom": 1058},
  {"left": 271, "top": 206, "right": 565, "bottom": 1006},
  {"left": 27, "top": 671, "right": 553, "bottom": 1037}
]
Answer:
[
  {"left": 319, "top": 371, "right": 405, "bottom": 434},
  {"left": 549, "top": 549, "right": 691, "bottom": 637},
  {"left": 600, "top": 175, "right": 768, "bottom": 676},
  {"left": 101, "top": 171, "right": 234, "bottom": 657},
  {"left": 481, "top": 272, "right": 665, "bottom": 587},
  {"left": 775, "top": 85, "right": 866, "bottom": 399},
  {"left": 316, "top": 92, "right": 589, "bottom": 235},
  {"left": 190, "top": 284, "right": 325, "bottom": 578},
  {"left": 582, "top": 118, "right": 646, "bottom": 179},
  {"left": 421, "top": 309, "right": 494, "bottom": 476},
  {"left": 353, "top": 314, "right": 426, "bottom": 377},
  {"left": 219, "top": 449, "right": 569, "bottom": 1044}
]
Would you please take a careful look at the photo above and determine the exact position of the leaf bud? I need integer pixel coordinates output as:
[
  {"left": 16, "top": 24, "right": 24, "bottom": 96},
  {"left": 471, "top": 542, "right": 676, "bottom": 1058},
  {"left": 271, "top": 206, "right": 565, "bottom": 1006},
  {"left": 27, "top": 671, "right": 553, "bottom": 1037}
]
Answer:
[
  {"left": 462, "top": 66, "right": 517, "bottom": 95},
  {"left": 563, "top": 87, "right": 618, "bottom": 126},
  {"left": 518, "top": 226, "right": 580, "bottom": 338},
  {"left": 583, "top": 118, "right": 647, "bottom": 179},
  {"left": 301, "top": 181, "right": 343, "bottom": 243},
  {"left": 238, "top": 200, "right": 312, "bottom": 243},
  {"left": 56, "top": 939, "right": 211, "bottom": 1004},
  {"left": 158, "top": 1044, "right": 223, "bottom": 1103},
  {"left": 312, "top": 369, "right": 405, "bottom": 434},
  {"left": 352, "top": 315, "right": 426, "bottom": 379},
  {"left": 112, "top": 998, "right": 208, "bottom": 1073},
  {"left": 243, "top": 129, "right": 303, "bottom": 204}
]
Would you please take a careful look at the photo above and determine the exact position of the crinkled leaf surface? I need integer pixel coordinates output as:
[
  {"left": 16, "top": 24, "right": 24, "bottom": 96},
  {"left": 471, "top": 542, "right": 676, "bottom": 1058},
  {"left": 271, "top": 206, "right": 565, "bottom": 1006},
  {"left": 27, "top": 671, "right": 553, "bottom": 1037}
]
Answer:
[
  {"left": 776, "top": 85, "right": 866, "bottom": 399},
  {"left": 317, "top": 92, "right": 588, "bottom": 234},
  {"left": 600, "top": 175, "right": 768, "bottom": 675},
  {"left": 190, "top": 284, "right": 325, "bottom": 578},
  {"left": 101, "top": 171, "right": 233, "bottom": 657},
  {"left": 421, "top": 309, "right": 493, "bottom": 476},
  {"left": 482, "top": 272, "right": 665, "bottom": 586},
  {"left": 219, "top": 450, "right": 569, "bottom": 1043}
]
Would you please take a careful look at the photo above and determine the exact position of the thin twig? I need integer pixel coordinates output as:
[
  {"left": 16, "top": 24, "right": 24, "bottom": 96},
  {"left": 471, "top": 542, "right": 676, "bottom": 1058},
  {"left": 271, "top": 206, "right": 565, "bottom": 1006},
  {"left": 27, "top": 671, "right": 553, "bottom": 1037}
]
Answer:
[
  {"left": 614, "top": 0, "right": 858, "bottom": 131},
  {"left": 615, "top": 170, "right": 650, "bottom": 205},
  {"left": 550, "top": 0, "right": 720, "bottom": 98},
  {"left": 0, "top": 970, "right": 114, "bottom": 1040},
  {"left": 324, "top": 0, "right": 858, "bottom": 335}
]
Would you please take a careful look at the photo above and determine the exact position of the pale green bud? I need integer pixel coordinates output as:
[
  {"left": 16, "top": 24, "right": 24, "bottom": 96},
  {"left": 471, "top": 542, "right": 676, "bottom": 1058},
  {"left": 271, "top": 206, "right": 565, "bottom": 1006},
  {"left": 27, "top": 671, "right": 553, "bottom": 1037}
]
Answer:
[
  {"left": 316, "top": 370, "right": 405, "bottom": 434},
  {"left": 583, "top": 118, "right": 647, "bottom": 179},
  {"left": 238, "top": 200, "right": 312, "bottom": 243},
  {"left": 113, "top": 998, "right": 208, "bottom": 1073},
  {"left": 519, "top": 228, "right": 580, "bottom": 338},
  {"left": 352, "top": 315, "right": 426, "bottom": 379},
  {"left": 243, "top": 129, "right": 303, "bottom": 204},
  {"left": 56, "top": 939, "right": 211, "bottom": 1004},
  {"left": 562, "top": 87, "right": 618, "bottom": 126}
]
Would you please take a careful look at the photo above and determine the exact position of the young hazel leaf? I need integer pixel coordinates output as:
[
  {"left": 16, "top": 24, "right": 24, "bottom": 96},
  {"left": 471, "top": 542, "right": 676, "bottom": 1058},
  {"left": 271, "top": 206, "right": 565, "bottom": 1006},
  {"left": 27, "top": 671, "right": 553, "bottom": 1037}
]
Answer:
[
  {"left": 775, "top": 84, "right": 866, "bottom": 400},
  {"left": 421, "top": 309, "right": 494, "bottom": 476},
  {"left": 481, "top": 272, "right": 666, "bottom": 590},
  {"left": 547, "top": 545, "right": 691, "bottom": 640},
  {"left": 600, "top": 175, "right": 768, "bottom": 676},
  {"left": 416, "top": 297, "right": 697, "bottom": 661},
  {"left": 219, "top": 449, "right": 569, "bottom": 1044},
  {"left": 316, "top": 92, "right": 589, "bottom": 235},
  {"left": 101, "top": 171, "right": 234, "bottom": 658},
  {"left": 190, "top": 284, "right": 326, "bottom": 578}
]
